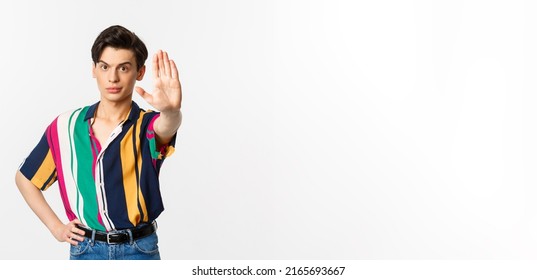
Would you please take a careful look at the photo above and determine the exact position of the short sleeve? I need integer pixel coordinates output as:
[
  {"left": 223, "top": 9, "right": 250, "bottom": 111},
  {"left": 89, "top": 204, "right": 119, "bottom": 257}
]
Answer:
[
  {"left": 146, "top": 114, "right": 177, "bottom": 161},
  {"left": 19, "top": 132, "right": 57, "bottom": 191}
]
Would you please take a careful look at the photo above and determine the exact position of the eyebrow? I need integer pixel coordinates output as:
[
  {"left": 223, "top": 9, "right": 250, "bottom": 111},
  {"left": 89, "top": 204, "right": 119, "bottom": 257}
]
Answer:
[{"left": 97, "top": 60, "right": 133, "bottom": 66}]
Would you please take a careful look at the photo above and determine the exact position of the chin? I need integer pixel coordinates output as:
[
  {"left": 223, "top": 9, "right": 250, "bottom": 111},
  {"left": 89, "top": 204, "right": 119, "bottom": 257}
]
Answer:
[{"left": 101, "top": 92, "right": 133, "bottom": 103}]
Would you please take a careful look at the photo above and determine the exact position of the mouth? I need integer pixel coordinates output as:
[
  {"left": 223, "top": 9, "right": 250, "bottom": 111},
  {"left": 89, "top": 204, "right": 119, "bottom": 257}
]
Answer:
[{"left": 106, "top": 87, "right": 122, "bottom": 93}]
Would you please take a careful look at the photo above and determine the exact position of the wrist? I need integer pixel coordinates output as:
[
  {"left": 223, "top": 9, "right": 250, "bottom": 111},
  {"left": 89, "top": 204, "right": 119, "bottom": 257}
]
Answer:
[
  {"left": 160, "top": 109, "right": 181, "bottom": 119},
  {"left": 48, "top": 221, "right": 65, "bottom": 238}
]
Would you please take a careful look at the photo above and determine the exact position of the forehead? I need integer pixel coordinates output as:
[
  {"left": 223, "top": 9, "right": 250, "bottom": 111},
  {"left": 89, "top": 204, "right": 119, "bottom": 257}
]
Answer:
[{"left": 98, "top": 47, "right": 136, "bottom": 64}]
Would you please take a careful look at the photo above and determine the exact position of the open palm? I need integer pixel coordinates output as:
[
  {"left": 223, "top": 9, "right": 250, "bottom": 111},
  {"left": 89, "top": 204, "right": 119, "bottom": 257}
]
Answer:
[{"left": 136, "top": 50, "right": 182, "bottom": 112}]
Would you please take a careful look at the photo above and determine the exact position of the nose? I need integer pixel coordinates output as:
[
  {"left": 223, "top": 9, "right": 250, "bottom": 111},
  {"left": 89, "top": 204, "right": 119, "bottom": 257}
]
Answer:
[{"left": 108, "top": 70, "right": 119, "bottom": 83}]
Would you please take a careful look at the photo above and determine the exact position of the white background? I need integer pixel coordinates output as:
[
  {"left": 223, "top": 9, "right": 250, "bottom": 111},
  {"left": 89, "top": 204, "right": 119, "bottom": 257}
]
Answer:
[{"left": 1, "top": 0, "right": 537, "bottom": 260}]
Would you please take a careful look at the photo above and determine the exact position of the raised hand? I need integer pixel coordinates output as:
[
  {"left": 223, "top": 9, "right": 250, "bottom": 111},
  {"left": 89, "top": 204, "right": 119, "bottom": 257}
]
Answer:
[{"left": 135, "top": 50, "right": 182, "bottom": 113}]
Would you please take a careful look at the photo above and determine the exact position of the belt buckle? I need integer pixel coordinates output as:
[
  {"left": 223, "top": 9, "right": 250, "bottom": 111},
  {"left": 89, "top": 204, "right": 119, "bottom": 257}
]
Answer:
[
  {"left": 106, "top": 233, "right": 114, "bottom": 244},
  {"left": 106, "top": 232, "right": 126, "bottom": 244}
]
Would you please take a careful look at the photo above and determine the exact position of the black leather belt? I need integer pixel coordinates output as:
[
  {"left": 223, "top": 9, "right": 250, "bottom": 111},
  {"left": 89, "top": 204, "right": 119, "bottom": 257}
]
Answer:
[{"left": 75, "top": 221, "right": 157, "bottom": 244}]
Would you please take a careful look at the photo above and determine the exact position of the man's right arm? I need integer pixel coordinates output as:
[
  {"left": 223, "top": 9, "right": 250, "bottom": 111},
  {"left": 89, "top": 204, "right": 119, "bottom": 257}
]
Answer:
[{"left": 15, "top": 170, "right": 84, "bottom": 245}]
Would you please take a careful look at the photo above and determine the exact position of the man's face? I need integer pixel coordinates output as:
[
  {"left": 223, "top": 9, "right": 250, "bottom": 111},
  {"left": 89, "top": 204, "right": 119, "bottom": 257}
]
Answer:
[{"left": 92, "top": 47, "right": 145, "bottom": 103}]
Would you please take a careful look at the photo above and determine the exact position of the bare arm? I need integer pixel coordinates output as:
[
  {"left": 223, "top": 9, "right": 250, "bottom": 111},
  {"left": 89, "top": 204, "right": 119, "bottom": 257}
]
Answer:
[
  {"left": 135, "top": 50, "right": 182, "bottom": 146},
  {"left": 153, "top": 110, "right": 182, "bottom": 145},
  {"left": 15, "top": 170, "right": 84, "bottom": 245}
]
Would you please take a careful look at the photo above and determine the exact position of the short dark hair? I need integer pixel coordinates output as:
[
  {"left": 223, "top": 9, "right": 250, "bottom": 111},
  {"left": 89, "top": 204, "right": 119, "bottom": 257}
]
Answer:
[{"left": 91, "top": 25, "right": 148, "bottom": 70}]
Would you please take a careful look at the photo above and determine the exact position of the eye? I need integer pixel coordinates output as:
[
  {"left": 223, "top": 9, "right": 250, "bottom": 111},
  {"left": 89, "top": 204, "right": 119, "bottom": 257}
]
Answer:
[
  {"left": 119, "top": 66, "right": 129, "bottom": 72},
  {"left": 100, "top": 64, "right": 108, "bottom": 71}
]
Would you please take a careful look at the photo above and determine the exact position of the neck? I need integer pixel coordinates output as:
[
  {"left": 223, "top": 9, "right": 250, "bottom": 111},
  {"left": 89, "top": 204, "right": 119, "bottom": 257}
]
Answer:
[{"left": 96, "top": 99, "right": 132, "bottom": 122}]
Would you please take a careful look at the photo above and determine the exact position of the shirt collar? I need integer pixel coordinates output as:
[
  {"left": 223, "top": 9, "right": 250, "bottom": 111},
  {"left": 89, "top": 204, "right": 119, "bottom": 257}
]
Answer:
[{"left": 84, "top": 101, "right": 140, "bottom": 122}]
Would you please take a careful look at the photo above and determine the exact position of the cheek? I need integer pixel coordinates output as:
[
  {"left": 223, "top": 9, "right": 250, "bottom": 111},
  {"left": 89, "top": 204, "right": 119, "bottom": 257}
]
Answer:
[
  {"left": 94, "top": 74, "right": 105, "bottom": 83},
  {"left": 123, "top": 73, "right": 138, "bottom": 83},
  {"left": 93, "top": 74, "right": 109, "bottom": 87}
]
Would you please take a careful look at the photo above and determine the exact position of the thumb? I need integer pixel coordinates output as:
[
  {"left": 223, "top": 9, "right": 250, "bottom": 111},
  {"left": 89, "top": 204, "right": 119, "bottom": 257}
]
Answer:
[{"left": 135, "top": 86, "right": 153, "bottom": 103}]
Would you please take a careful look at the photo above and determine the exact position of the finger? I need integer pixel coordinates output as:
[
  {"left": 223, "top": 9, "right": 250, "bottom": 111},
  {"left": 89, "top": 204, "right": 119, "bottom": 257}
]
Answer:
[
  {"left": 64, "top": 231, "right": 78, "bottom": 245},
  {"left": 72, "top": 233, "right": 85, "bottom": 242},
  {"left": 67, "top": 238, "right": 76, "bottom": 245},
  {"left": 70, "top": 224, "right": 85, "bottom": 237},
  {"left": 157, "top": 50, "right": 165, "bottom": 77},
  {"left": 162, "top": 51, "right": 171, "bottom": 77},
  {"left": 152, "top": 53, "right": 159, "bottom": 79},
  {"left": 68, "top": 232, "right": 85, "bottom": 243},
  {"left": 69, "top": 219, "right": 85, "bottom": 235},
  {"left": 170, "top": 60, "right": 179, "bottom": 80},
  {"left": 135, "top": 86, "right": 153, "bottom": 104},
  {"left": 68, "top": 236, "right": 79, "bottom": 246}
]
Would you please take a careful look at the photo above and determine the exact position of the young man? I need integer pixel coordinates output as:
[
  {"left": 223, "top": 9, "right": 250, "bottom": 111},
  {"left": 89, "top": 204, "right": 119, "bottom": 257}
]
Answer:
[{"left": 15, "top": 25, "right": 182, "bottom": 260}]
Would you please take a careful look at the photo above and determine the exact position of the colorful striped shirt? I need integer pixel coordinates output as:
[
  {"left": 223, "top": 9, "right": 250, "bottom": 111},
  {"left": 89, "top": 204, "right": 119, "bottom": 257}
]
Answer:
[{"left": 19, "top": 101, "right": 176, "bottom": 231}]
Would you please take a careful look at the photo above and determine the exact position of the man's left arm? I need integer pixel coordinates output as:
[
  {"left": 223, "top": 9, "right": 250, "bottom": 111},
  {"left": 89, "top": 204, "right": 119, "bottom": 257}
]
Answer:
[
  {"left": 154, "top": 110, "right": 182, "bottom": 146},
  {"left": 135, "top": 49, "right": 182, "bottom": 146}
]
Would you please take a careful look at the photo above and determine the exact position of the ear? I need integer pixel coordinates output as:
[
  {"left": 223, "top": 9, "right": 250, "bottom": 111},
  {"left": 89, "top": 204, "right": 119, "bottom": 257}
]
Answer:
[
  {"left": 136, "top": 65, "right": 146, "bottom": 81},
  {"left": 92, "top": 62, "right": 97, "bottom": 78}
]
